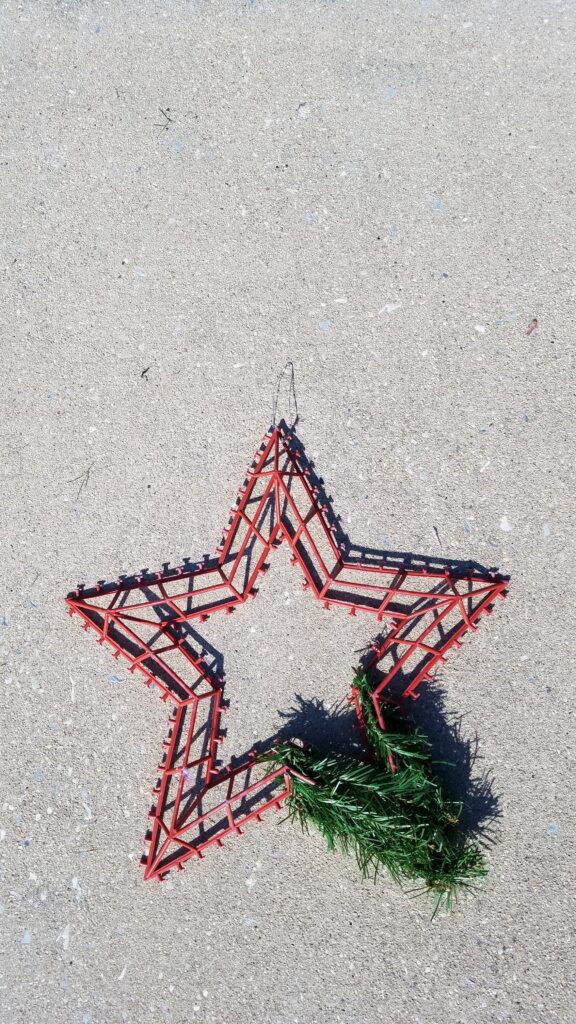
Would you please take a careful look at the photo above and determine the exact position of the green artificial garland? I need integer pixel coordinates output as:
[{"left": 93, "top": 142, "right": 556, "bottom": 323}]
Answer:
[{"left": 260, "top": 672, "right": 486, "bottom": 915}]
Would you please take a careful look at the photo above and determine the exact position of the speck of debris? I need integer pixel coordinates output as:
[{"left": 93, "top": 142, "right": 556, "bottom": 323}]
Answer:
[{"left": 154, "top": 107, "right": 174, "bottom": 131}]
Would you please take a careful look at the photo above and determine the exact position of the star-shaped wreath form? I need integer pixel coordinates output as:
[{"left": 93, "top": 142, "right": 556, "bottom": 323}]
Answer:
[{"left": 66, "top": 423, "right": 507, "bottom": 882}]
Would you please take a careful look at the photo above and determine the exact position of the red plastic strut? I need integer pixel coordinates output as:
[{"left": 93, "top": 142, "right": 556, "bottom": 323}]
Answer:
[{"left": 65, "top": 423, "right": 508, "bottom": 881}]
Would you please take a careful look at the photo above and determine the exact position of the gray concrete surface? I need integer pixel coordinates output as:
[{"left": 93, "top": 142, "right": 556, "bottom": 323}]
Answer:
[{"left": 1, "top": 1, "right": 575, "bottom": 1021}]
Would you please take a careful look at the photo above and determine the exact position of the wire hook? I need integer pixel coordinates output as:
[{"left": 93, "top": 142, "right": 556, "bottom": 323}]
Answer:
[{"left": 271, "top": 360, "right": 299, "bottom": 428}]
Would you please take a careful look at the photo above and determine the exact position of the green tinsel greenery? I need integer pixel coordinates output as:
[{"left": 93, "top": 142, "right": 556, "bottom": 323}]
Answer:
[{"left": 260, "top": 672, "right": 486, "bottom": 915}]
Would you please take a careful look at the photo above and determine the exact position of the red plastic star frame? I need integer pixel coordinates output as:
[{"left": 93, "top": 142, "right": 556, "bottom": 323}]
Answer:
[{"left": 66, "top": 423, "right": 507, "bottom": 881}]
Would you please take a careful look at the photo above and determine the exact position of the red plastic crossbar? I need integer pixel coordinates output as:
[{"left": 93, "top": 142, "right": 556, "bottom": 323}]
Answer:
[{"left": 65, "top": 424, "right": 507, "bottom": 880}]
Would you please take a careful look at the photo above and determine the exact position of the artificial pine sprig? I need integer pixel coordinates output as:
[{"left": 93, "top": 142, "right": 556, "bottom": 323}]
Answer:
[{"left": 260, "top": 672, "right": 486, "bottom": 915}]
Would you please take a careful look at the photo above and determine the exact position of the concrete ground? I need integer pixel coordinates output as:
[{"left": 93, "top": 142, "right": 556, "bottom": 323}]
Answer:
[{"left": 1, "top": 1, "right": 575, "bottom": 1022}]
